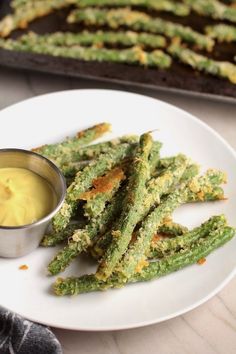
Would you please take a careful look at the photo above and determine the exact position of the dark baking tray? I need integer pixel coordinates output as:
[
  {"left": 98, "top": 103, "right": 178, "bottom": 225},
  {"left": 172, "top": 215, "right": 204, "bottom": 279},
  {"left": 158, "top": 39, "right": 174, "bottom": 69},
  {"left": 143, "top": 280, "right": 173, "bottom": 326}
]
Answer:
[{"left": 1, "top": 0, "right": 236, "bottom": 101}]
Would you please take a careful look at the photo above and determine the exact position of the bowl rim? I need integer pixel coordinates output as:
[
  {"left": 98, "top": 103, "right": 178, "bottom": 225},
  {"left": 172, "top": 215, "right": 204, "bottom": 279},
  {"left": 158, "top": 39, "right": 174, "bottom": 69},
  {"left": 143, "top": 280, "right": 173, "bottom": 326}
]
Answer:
[{"left": 0, "top": 148, "right": 66, "bottom": 230}]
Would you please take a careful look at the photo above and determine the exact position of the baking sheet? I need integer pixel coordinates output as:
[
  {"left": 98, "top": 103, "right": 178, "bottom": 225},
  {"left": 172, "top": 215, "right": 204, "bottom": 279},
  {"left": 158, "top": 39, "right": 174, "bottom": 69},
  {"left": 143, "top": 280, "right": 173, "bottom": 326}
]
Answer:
[{"left": 0, "top": 0, "right": 236, "bottom": 101}]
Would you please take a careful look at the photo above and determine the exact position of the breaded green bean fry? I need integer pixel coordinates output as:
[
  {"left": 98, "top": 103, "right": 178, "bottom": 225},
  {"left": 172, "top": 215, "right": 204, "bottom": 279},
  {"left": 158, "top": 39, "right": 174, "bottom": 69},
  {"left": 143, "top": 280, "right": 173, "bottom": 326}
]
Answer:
[
  {"left": 81, "top": 167, "right": 125, "bottom": 219},
  {"left": 168, "top": 41, "right": 236, "bottom": 84},
  {"left": 148, "top": 215, "right": 227, "bottom": 258},
  {"left": 96, "top": 133, "right": 153, "bottom": 280},
  {"left": 32, "top": 122, "right": 111, "bottom": 158},
  {"left": 41, "top": 221, "right": 85, "bottom": 247},
  {"left": 67, "top": 8, "right": 214, "bottom": 51},
  {"left": 54, "top": 226, "right": 235, "bottom": 295},
  {"left": 52, "top": 142, "right": 135, "bottom": 232},
  {"left": 48, "top": 190, "right": 125, "bottom": 275},
  {"left": 0, "top": 38, "right": 172, "bottom": 69},
  {"left": 184, "top": 0, "right": 236, "bottom": 24},
  {"left": 20, "top": 30, "right": 167, "bottom": 49},
  {"left": 94, "top": 154, "right": 189, "bottom": 258},
  {"left": 76, "top": 0, "right": 190, "bottom": 16},
  {"left": 205, "top": 24, "right": 236, "bottom": 43}
]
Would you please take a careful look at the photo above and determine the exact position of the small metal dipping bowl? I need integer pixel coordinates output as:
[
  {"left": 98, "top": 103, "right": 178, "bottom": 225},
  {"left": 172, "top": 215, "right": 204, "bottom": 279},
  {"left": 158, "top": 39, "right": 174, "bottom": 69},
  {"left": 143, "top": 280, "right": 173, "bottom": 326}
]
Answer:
[{"left": 0, "top": 149, "right": 66, "bottom": 258}]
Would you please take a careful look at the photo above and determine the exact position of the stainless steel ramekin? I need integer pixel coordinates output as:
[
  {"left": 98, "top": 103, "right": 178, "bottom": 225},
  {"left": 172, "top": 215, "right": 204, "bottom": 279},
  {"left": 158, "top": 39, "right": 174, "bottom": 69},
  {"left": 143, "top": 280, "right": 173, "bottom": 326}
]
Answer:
[{"left": 0, "top": 149, "right": 66, "bottom": 258}]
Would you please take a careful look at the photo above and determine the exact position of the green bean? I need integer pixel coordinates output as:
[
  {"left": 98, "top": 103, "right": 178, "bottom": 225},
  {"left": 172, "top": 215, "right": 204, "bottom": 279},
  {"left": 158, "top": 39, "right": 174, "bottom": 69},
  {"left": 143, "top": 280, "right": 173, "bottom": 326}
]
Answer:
[
  {"left": 48, "top": 190, "right": 125, "bottom": 275},
  {"left": 205, "top": 24, "right": 236, "bottom": 43},
  {"left": 0, "top": 38, "right": 171, "bottom": 69},
  {"left": 61, "top": 161, "right": 89, "bottom": 178},
  {"left": 94, "top": 154, "right": 190, "bottom": 257},
  {"left": 93, "top": 167, "right": 224, "bottom": 260},
  {"left": 81, "top": 167, "right": 125, "bottom": 219},
  {"left": 168, "top": 41, "right": 236, "bottom": 84},
  {"left": 115, "top": 168, "right": 226, "bottom": 278},
  {"left": 56, "top": 135, "right": 139, "bottom": 168},
  {"left": 184, "top": 0, "right": 236, "bottom": 24},
  {"left": 32, "top": 122, "right": 111, "bottom": 159},
  {"left": 52, "top": 142, "right": 135, "bottom": 232},
  {"left": 54, "top": 226, "right": 235, "bottom": 295},
  {"left": 75, "top": 0, "right": 190, "bottom": 16},
  {"left": 96, "top": 133, "right": 153, "bottom": 280},
  {"left": 41, "top": 221, "right": 85, "bottom": 247},
  {"left": 149, "top": 142, "right": 162, "bottom": 174},
  {"left": 186, "top": 169, "right": 226, "bottom": 202},
  {"left": 0, "top": 0, "right": 71, "bottom": 37},
  {"left": 20, "top": 30, "right": 167, "bottom": 49},
  {"left": 157, "top": 221, "right": 189, "bottom": 237},
  {"left": 116, "top": 182, "right": 190, "bottom": 279},
  {"left": 67, "top": 8, "right": 214, "bottom": 51},
  {"left": 148, "top": 215, "right": 227, "bottom": 259},
  {"left": 91, "top": 220, "right": 188, "bottom": 260},
  {"left": 96, "top": 153, "right": 188, "bottom": 280}
]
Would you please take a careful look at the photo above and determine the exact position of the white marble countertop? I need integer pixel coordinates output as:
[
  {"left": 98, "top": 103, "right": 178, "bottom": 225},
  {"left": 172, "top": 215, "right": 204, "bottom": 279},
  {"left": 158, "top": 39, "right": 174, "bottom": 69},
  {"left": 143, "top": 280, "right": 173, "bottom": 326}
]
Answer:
[{"left": 0, "top": 67, "right": 236, "bottom": 354}]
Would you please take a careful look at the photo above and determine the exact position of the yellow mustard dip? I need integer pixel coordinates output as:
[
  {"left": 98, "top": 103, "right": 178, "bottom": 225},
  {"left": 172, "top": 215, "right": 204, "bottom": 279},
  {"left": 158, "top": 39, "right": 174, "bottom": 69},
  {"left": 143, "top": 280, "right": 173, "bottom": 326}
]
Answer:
[{"left": 0, "top": 167, "right": 57, "bottom": 227}]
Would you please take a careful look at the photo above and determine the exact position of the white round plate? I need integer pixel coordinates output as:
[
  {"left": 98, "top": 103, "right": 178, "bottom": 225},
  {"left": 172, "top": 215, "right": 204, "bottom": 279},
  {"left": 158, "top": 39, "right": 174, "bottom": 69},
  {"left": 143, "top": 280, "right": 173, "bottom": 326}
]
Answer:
[{"left": 0, "top": 89, "right": 235, "bottom": 331}]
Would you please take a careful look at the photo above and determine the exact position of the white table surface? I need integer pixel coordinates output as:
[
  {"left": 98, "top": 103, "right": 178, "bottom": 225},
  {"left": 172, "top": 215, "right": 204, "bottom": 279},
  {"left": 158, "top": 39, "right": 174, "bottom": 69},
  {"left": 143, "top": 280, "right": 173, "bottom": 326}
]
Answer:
[{"left": 0, "top": 67, "right": 236, "bottom": 354}]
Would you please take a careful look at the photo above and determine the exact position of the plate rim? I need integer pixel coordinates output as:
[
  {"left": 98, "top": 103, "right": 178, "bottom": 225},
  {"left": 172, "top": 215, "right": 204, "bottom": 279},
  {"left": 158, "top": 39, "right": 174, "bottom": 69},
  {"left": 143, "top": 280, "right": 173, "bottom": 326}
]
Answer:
[{"left": 0, "top": 88, "right": 235, "bottom": 331}]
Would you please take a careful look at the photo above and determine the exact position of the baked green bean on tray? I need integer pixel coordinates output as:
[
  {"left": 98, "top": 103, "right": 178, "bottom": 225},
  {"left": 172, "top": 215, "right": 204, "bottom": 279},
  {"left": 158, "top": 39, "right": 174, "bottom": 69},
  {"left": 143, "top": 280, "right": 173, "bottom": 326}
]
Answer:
[
  {"left": 67, "top": 8, "right": 214, "bottom": 51},
  {"left": 19, "top": 30, "right": 167, "bottom": 49},
  {"left": 205, "top": 24, "right": 236, "bottom": 43},
  {"left": 184, "top": 0, "right": 236, "bottom": 24},
  {"left": 0, "top": 38, "right": 172, "bottom": 69},
  {"left": 75, "top": 0, "right": 190, "bottom": 16},
  {"left": 168, "top": 41, "right": 236, "bottom": 84}
]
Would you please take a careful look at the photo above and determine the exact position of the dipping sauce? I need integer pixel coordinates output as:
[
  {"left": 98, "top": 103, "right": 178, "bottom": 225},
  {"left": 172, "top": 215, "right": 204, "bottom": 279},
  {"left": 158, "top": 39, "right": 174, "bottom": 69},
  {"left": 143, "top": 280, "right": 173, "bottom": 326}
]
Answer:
[{"left": 0, "top": 168, "right": 57, "bottom": 227}]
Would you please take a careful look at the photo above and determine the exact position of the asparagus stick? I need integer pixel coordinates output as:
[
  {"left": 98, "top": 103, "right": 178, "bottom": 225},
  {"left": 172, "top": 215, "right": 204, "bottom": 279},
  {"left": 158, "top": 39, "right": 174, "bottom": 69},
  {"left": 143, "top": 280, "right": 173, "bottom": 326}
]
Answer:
[
  {"left": 148, "top": 215, "right": 226, "bottom": 259},
  {"left": 67, "top": 8, "right": 214, "bottom": 51},
  {"left": 96, "top": 153, "right": 188, "bottom": 280},
  {"left": 54, "top": 226, "right": 235, "bottom": 295},
  {"left": 95, "top": 133, "right": 154, "bottom": 280},
  {"left": 75, "top": 0, "right": 190, "bottom": 16},
  {"left": 205, "top": 24, "right": 236, "bottom": 42},
  {"left": 81, "top": 167, "right": 125, "bottom": 219},
  {"left": 0, "top": 0, "right": 71, "bottom": 37},
  {"left": 48, "top": 189, "right": 125, "bottom": 275},
  {"left": 20, "top": 30, "right": 167, "bottom": 49},
  {"left": 0, "top": 38, "right": 171, "bottom": 69},
  {"left": 32, "top": 122, "right": 111, "bottom": 159},
  {"left": 52, "top": 142, "right": 136, "bottom": 232},
  {"left": 184, "top": 0, "right": 236, "bottom": 24},
  {"left": 168, "top": 41, "right": 236, "bottom": 84}
]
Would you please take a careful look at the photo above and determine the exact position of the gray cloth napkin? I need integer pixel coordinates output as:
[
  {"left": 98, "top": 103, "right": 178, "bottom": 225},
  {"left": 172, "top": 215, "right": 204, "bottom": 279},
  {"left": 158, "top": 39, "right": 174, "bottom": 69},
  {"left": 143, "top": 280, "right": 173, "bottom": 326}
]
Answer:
[{"left": 0, "top": 307, "right": 63, "bottom": 354}]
